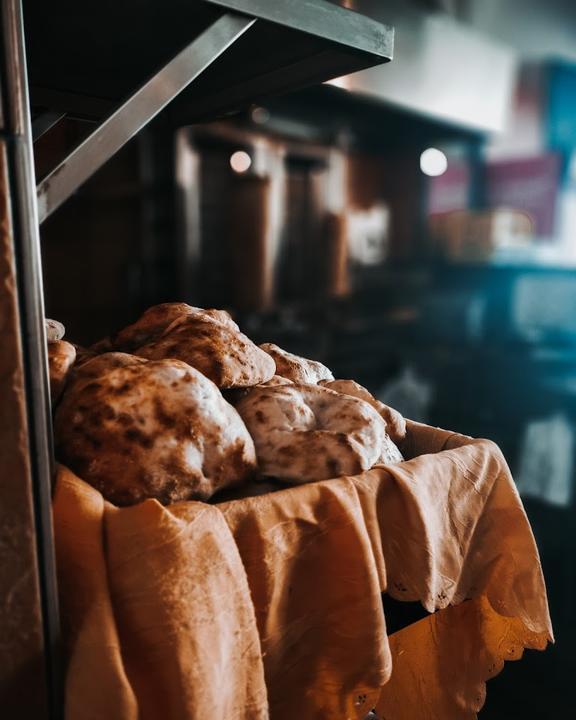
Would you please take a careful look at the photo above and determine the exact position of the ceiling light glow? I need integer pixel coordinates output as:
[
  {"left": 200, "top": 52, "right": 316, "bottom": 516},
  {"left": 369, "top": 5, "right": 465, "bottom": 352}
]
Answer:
[
  {"left": 420, "top": 148, "right": 448, "bottom": 177},
  {"left": 230, "top": 150, "right": 252, "bottom": 173}
]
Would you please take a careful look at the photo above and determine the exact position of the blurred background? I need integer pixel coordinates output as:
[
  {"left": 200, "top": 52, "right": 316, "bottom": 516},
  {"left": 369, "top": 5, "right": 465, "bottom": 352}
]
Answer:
[{"left": 36, "top": 0, "right": 576, "bottom": 716}]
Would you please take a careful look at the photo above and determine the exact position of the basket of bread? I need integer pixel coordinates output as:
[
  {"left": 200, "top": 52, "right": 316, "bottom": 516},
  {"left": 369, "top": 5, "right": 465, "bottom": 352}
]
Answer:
[
  {"left": 48, "top": 303, "right": 554, "bottom": 720},
  {"left": 48, "top": 302, "right": 406, "bottom": 505}
]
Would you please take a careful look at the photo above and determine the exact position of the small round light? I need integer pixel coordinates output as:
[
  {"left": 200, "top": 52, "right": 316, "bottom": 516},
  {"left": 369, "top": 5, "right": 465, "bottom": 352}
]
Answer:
[
  {"left": 251, "top": 106, "right": 270, "bottom": 124},
  {"left": 420, "top": 148, "right": 448, "bottom": 177},
  {"left": 230, "top": 150, "right": 252, "bottom": 173}
]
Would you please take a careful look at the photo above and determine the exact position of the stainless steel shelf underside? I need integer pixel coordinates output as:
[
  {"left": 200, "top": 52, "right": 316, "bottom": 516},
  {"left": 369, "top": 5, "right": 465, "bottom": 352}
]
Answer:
[{"left": 25, "top": 0, "right": 393, "bottom": 222}]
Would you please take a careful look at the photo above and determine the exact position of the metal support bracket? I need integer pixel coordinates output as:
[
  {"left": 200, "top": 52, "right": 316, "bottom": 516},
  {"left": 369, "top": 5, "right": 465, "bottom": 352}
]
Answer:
[
  {"left": 36, "top": 12, "right": 255, "bottom": 223},
  {"left": 32, "top": 111, "right": 66, "bottom": 142}
]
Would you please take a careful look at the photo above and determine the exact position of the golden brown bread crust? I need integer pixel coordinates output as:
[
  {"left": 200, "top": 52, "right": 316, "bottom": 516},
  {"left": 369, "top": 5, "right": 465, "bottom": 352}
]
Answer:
[
  {"left": 113, "top": 302, "right": 239, "bottom": 351},
  {"left": 110, "top": 303, "right": 275, "bottom": 388},
  {"left": 134, "top": 317, "right": 276, "bottom": 389},
  {"left": 320, "top": 379, "right": 407, "bottom": 445},
  {"left": 235, "top": 383, "right": 402, "bottom": 483},
  {"left": 55, "top": 354, "right": 257, "bottom": 505},
  {"left": 70, "top": 351, "right": 145, "bottom": 380},
  {"left": 222, "top": 375, "right": 293, "bottom": 407},
  {"left": 48, "top": 340, "right": 76, "bottom": 405},
  {"left": 222, "top": 374, "right": 293, "bottom": 407},
  {"left": 258, "top": 375, "right": 293, "bottom": 387},
  {"left": 259, "top": 343, "right": 334, "bottom": 384},
  {"left": 378, "top": 432, "right": 405, "bottom": 465}
]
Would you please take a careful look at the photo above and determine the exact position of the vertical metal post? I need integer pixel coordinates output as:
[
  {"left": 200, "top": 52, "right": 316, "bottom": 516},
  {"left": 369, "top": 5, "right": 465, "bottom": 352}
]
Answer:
[{"left": 0, "top": 1, "right": 61, "bottom": 717}]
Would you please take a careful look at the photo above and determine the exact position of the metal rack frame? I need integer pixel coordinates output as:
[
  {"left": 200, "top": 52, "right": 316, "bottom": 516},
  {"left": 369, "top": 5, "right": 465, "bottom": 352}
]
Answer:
[
  {"left": 0, "top": 1, "right": 393, "bottom": 716},
  {"left": 32, "top": 0, "right": 393, "bottom": 223},
  {"left": 0, "top": 2, "right": 60, "bottom": 716},
  {"left": 37, "top": 13, "right": 256, "bottom": 222}
]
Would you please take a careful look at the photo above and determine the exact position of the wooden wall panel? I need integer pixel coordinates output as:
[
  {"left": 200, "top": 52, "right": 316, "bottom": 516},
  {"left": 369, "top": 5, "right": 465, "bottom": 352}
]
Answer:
[{"left": 0, "top": 142, "right": 50, "bottom": 717}]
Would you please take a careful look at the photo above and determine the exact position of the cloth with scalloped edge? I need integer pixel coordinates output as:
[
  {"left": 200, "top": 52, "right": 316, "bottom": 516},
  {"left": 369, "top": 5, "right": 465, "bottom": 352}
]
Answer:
[
  {"left": 53, "top": 420, "right": 552, "bottom": 720},
  {"left": 376, "top": 594, "right": 549, "bottom": 720}
]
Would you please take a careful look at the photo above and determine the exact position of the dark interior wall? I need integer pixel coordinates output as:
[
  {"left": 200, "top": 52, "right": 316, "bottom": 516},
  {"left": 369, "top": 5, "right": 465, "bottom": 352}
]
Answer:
[
  {"left": 37, "top": 120, "right": 178, "bottom": 346},
  {"left": 36, "top": 122, "right": 432, "bottom": 346},
  {"left": 196, "top": 144, "right": 239, "bottom": 308},
  {"left": 38, "top": 124, "right": 142, "bottom": 344},
  {"left": 348, "top": 149, "right": 427, "bottom": 261}
]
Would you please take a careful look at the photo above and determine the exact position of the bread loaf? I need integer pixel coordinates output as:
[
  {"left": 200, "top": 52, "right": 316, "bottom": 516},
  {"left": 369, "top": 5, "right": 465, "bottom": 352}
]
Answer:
[
  {"left": 259, "top": 343, "right": 334, "bottom": 384},
  {"left": 55, "top": 353, "right": 257, "bottom": 505},
  {"left": 48, "top": 340, "right": 76, "bottom": 404},
  {"left": 113, "top": 302, "right": 239, "bottom": 351},
  {"left": 320, "top": 379, "right": 406, "bottom": 445},
  {"left": 45, "top": 318, "right": 76, "bottom": 404},
  {"left": 235, "top": 383, "right": 401, "bottom": 483},
  {"left": 135, "top": 317, "right": 275, "bottom": 389}
]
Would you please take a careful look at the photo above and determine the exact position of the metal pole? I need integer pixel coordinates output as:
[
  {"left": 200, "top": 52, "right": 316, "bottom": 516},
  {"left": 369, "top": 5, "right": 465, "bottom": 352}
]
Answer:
[{"left": 0, "top": 0, "right": 61, "bottom": 716}]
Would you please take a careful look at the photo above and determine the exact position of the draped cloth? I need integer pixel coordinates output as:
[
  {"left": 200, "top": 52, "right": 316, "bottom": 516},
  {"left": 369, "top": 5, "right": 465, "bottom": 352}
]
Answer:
[{"left": 53, "top": 421, "right": 552, "bottom": 720}]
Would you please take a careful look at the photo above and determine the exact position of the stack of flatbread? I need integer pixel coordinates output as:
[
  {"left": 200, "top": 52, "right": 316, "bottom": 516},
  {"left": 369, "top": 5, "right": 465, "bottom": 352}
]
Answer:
[{"left": 48, "top": 303, "right": 405, "bottom": 505}]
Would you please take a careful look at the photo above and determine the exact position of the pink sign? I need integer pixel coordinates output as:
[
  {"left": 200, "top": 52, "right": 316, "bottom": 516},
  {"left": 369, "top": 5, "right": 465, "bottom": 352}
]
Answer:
[{"left": 486, "top": 153, "right": 561, "bottom": 236}]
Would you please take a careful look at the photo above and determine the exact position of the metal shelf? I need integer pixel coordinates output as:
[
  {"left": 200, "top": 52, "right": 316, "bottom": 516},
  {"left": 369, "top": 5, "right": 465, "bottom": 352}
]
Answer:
[
  {"left": 25, "top": 0, "right": 393, "bottom": 222},
  {"left": 25, "top": 0, "right": 392, "bottom": 121}
]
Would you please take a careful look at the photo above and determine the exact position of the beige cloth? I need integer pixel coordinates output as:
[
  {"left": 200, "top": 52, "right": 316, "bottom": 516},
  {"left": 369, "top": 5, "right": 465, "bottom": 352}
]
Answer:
[
  {"left": 53, "top": 421, "right": 552, "bottom": 720},
  {"left": 54, "top": 475, "right": 268, "bottom": 720}
]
